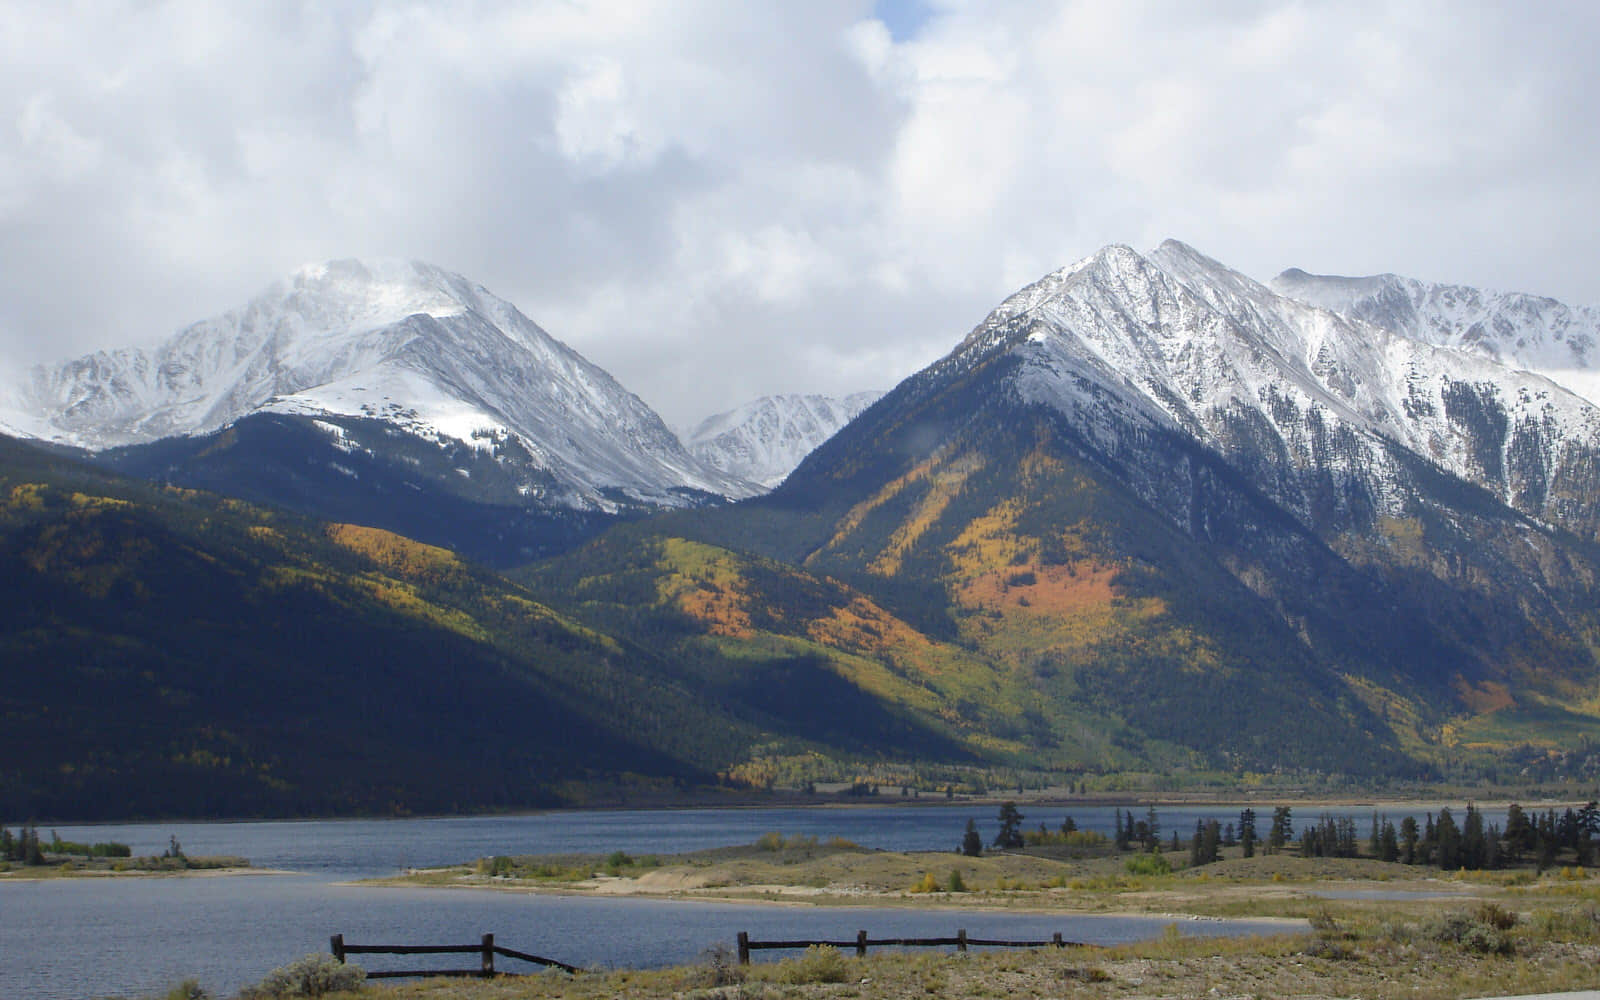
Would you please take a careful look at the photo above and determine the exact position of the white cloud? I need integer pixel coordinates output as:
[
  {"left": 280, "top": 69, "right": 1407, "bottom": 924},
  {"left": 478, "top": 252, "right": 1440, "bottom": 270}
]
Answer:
[{"left": 0, "top": 1, "right": 1596, "bottom": 426}]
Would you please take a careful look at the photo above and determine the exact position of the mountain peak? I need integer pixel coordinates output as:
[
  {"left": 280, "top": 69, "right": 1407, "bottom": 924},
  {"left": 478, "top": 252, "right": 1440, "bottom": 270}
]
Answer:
[
  {"left": 686, "top": 391, "right": 884, "bottom": 489},
  {"left": 10, "top": 258, "right": 756, "bottom": 504},
  {"left": 1272, "top": 265, "right": 1600, "bottom": 404}
]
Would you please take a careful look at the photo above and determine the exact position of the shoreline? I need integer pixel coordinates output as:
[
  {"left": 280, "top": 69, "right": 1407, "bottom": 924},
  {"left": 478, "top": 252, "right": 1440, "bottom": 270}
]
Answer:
[
  {"left": 346, "top": 874, "right": 1317, "bottom": 929},
  {"left": 0, "top": 865, "right": 293, "bottom": 882},
  {"left": 26, "top": 792, "right": 1594, "bottom": 829}
]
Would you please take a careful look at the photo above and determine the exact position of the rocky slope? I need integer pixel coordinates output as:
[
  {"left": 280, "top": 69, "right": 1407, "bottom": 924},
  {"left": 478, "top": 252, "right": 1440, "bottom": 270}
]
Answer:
[
  {"left": 6, "top": 258, "right": 756, "bottom": 511},
  {"left": 1272, "top": 266, "right": 1600, "bottom": 407},
  {"left": 685, "top": 392, "right": 883, "bottom": 489}
]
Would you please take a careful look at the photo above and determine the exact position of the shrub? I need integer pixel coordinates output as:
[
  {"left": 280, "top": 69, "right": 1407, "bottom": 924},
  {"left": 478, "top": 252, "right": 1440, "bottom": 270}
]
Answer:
[
  {"left": 1422, "top": 904, "right": 1517, "bottom": 956},
  {"left": 241, "top": 954, "right": 365, "bottom": 998},
  {"left": 158, "top": 980, "right": 209, "bottom": 1000},
  {"left": 604, "top": 850, "right": 633, "bottom": 874},
  {"left": 1124, "top": 853, "right": 1172, "bottom": 876},
  {"left": 947, "top": 869, "right": 968, "bottom": 892},
  {"left": 909, "top": 872, "right": 941, "bottom": 893},
  {"left": 754, "top": 832, "right": 784, "bottom": 852},
  {"left": 697, "top": 943, "right": 744, "bottom": 987},
  {"left": 775, "top": 945, "right": 850, "bottom": 984}
]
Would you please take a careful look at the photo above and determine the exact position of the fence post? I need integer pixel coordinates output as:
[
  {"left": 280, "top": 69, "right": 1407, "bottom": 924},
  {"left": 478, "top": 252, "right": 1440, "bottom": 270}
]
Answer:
[
  {"left": 330, "top": 934, "right": 345, "bottom": 964},
  {"left": 737, "top": 931, "right": 750, "bottom": 966},
  {"left": 856, "top": 930, "right": 868, "bottom": 957},
  {"left": 482, "top": 933, "right": 494, "bottom": 978},
  {"left": 957, "top": 928, "right": 967, "bottom": 953},
  {"left": 1052, "top": 932, "right": 1063, "bottom": 948}
]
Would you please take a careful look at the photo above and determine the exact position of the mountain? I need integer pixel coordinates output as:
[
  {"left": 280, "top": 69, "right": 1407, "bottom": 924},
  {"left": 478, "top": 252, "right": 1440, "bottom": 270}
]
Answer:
[
  {"left": 1271, "top": 266, "right": 1600, "bottom": 407},
  {"left": 2, "top": 259, "right": 759, "bottom": 564},
  {"left": 685, "top": 392, "right": 884, "bottom": 489},
  {"left": 0, "top": 434, "right": 773, "bottom": 819},
  {"left": 595, "top": 240, "right": 1600, "bottom": 779}
]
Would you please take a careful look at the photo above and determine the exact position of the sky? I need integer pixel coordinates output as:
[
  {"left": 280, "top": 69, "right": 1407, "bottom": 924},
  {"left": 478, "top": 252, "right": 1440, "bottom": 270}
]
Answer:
[{"left": 2, "top": 0, "right": 1598, "bottom": 427}]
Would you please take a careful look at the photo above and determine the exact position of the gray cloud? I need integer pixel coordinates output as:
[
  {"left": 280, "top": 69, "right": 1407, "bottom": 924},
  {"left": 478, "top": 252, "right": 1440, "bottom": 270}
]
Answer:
[{"left": 1, "top": 1, "right": 1596, "bottom": 426}]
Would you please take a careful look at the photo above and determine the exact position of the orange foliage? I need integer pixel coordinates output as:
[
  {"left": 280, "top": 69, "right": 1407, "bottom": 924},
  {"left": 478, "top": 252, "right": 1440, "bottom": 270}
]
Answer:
[
  {"left": 1452, "top": 676, "right": 1517, "bottom": 715},
  {"left": 956, "top": 560, "right": 1119, "bottom": 616},
  {"left": 675, "top": 580, "right": 755, "bottom": 638},
  {"left": 325, "top": 523, "right": 461, "bottom": 579},
  {"left": 815, "top": 443, "right": 971, "bottom": 568},
  {"left": 805, "top": 597, "right": 946, "bottom": 677},
  {"left": 869, "top": 452, "right": 985, "bottom": 577}
]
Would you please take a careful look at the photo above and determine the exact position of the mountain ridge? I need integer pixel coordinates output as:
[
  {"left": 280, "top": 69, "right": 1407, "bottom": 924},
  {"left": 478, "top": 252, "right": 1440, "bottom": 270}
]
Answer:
[
  {"left": 685, "top": 391, "right": 885, "bottom": 489},
  {"left": 5, "top": 257, "right": 757, "bottom": 508}
]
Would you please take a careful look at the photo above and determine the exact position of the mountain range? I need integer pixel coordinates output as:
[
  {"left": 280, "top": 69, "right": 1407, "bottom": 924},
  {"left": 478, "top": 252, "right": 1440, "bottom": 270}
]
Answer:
[
  {"left": 4, "top": 241, "right": 1599, "bottom": 818},
  {"left": 0, "top": 260, "right": 891, "bottom": 565}
]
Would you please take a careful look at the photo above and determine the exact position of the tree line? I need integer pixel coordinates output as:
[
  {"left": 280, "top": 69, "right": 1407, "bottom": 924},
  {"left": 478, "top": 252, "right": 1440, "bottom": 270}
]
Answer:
[
  {"left": 0, "top": 825, "right": 132, "bottom": 865},
  {"left": 957, "top": 801, "right": 1600, "bottom": 873}
]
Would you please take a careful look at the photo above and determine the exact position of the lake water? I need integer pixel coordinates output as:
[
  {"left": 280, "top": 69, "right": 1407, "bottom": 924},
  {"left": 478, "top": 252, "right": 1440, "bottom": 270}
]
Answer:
[{"left": 3, "top": 801, "right": 1480, "bottom": 998}]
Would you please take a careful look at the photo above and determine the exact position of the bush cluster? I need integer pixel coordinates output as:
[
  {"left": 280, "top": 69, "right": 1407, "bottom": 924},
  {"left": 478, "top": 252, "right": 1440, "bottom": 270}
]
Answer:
[
  {"left": 774, "top": 945, "right": 851, "bottom": 984},
  {"left": 239, "top": 954, "right": 365, "bottom": 998}
]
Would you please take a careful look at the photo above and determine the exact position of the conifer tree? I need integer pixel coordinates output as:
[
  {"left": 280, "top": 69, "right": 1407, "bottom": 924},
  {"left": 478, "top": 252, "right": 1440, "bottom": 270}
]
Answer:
[
  {"left": 994, "top": 802, "right": 1025, "bottom": 849},
  {"left": 961, "top": 819, "right": 983, "bottom": 857},
  {"left": 1435, "top": 808, "right": 1461, "bottom": 870},
  {"left": 1504, "top": 804, "right": 1532, "bottom": 862},
  {"left": 1379, "top": 819, "right": 1399, "bottom": 862},
  {"left": 1267, "top": 806, "right": 1292, "bottom": 854},
  {"left": 1239, "top": 808, "right": 1257, "bottom": 858}
]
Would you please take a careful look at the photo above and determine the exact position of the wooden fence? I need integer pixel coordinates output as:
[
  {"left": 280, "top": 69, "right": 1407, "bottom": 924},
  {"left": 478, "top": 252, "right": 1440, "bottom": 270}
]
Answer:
[
  {"left": 735, "top": 928, "right": 1085, "bottom": 964},
  {"left": 329, "top": 933, "right": 581, "bottom": 978}
]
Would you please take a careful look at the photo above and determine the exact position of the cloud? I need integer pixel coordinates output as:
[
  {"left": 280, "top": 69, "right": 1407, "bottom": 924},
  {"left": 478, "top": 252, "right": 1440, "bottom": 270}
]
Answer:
[{"left": 1, "top": 1, "right": 1597, "bottom": 425}]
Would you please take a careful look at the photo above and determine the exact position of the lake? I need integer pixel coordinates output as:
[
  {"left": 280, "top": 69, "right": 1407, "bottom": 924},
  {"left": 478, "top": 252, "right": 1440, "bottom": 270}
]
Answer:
[{"left": 2, "top": 801, "right": 1482, "bottom": 998}]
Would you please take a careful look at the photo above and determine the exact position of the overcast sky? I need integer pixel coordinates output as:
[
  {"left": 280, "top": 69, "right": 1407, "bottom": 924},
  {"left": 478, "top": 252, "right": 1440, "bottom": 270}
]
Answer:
[{"left": 3, "top": 1, "right": 1597, "bottom": 426}]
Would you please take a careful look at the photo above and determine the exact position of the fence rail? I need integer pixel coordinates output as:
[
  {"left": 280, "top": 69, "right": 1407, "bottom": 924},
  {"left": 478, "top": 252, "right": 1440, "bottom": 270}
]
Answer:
[
  {"left": 735, "top": 928, "right": 1084, "bottom": 964},
  {"left": 329, "top": 933, "right": 581, "bottom": 978}
]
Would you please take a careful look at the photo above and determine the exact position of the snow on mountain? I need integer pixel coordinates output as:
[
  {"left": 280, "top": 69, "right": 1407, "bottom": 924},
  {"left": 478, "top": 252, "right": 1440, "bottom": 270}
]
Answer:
[
  {"left": 1271, "top": 267, "right": 1600, "bottom": 406},
  {"left": 948, "top": 240, "right": 1600, "bottom": 539},
  {"left": 686, "top": 392, "right": 884, "bottom": 489},
  {"left": 6, "top": 258, "right": 758, "bottom": 508}
]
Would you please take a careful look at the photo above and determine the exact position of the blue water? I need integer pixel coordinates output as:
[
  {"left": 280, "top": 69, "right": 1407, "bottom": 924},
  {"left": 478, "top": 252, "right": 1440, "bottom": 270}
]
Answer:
[{"left": 2, "top": 801, "right": 1482, "bottom": 998}]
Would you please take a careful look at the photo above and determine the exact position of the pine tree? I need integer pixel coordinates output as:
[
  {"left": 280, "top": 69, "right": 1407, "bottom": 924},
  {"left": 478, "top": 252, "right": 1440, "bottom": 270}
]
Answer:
[
  {"left": 1400, "top": 816, "right": 1419, "bottom": 865},
  {"left": 1462, "top": 804, "right": 1486, "bottom": 870},
  {"left": 1379, "top": 820, "right": 1399, "bottom": 863},
  {"left": 961, "top": 819, "right": 983, "bottom": 857},
  {"left": 994, "top": 802, "right": 1025, "bottom": 849},
  {"left": 1239, "top": 808, "right": 1257, "bottom": 859},
  {"left": 1504, "top": 804, "right": 1532, "bottom": 863},
  {"left": 1435, "top": 808, "right": 1461, "bottom": 870},
  {"left": 1268, "top": 806, "right": 1292, "bottom": 854},
  {"left": 1200, "top": 820, "right": 1220, "bottom": 866}
]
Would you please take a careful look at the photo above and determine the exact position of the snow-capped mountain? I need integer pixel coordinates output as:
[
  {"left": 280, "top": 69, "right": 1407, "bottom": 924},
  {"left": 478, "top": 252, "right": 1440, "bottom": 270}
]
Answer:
[
  {"left": 1271, "top": 267, "right": 1600, "bottom": 407},
  {"left": 772, "top": 239, "right": 1600, "bottom": 762},
  {"left": 7, "top": 259, "right": 757, "bottom": 510},
  {"left": 686, "top": 392, "right": 883, "bottom": 489},
  {"left": 936, "top": 240, "right": 1600, "bottom": 541}
]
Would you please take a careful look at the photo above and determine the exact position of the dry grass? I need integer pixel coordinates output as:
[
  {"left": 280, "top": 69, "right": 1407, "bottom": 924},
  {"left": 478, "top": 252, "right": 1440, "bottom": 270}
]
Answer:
[
  {"left": 346, "top": 846, "right": 1600, "bottom": 998},
  {"left": 294, "top": 908, "right": 1600, "bottom": 1000}
]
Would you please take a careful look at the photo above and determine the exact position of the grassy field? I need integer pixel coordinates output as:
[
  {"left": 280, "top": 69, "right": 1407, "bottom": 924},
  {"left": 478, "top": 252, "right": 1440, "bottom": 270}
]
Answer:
[
  {"left": 203, "top": 892, "right": 1600, "bottom": 1000},
  {"left": 0, "top": 854, "right": 253, "bottom": 878},
  {"left": 140, "top": 840, "right": 1600, "bottom": 998}
]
